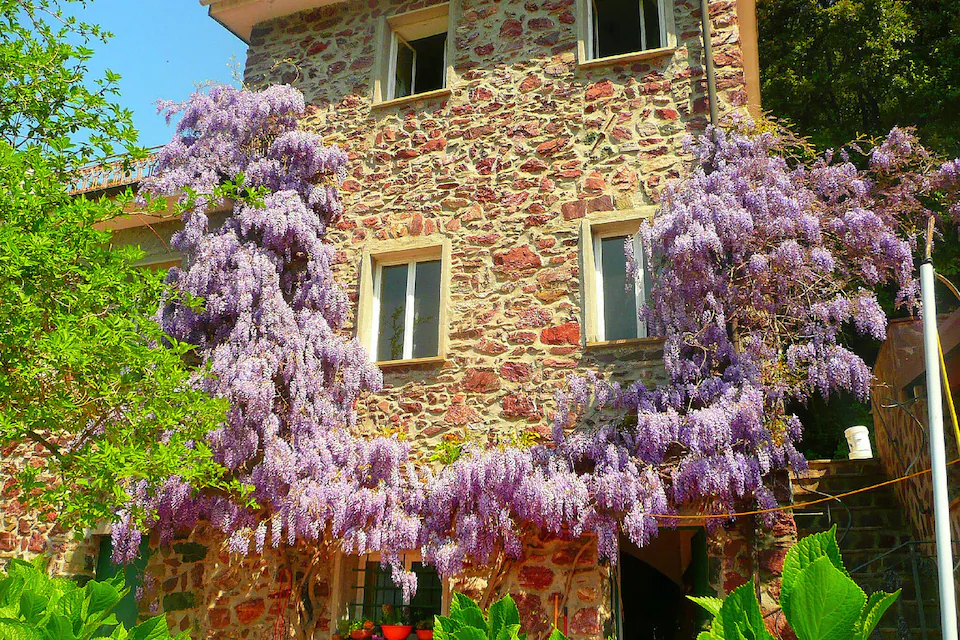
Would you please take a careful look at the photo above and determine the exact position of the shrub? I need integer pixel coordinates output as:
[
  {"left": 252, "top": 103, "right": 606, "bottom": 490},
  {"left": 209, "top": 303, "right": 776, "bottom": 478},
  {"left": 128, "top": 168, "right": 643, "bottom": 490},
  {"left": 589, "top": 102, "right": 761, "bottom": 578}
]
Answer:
[
  {"left": 435, "top": 593, "right": 567, "bottom": 640},
  {"left": 0, "top": 556, "right": 188, "bottom": 639},
  {"left": 690, "top": 526, "right": 899, "bottom": 640}
]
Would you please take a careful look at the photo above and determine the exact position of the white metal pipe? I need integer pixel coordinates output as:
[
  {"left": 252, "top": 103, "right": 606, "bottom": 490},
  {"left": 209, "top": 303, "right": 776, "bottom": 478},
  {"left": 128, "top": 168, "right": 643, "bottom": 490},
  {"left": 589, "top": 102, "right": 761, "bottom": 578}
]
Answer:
[{"left": 919, "top": 258, "right": 959, "bottom": 640}]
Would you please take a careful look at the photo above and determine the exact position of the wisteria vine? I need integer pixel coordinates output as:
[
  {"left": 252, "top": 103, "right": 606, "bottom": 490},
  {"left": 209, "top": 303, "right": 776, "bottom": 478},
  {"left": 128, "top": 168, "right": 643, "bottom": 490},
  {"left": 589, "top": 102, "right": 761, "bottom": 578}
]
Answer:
[{"left": 116, "top": 85, "right": 960, "bottom": 600}]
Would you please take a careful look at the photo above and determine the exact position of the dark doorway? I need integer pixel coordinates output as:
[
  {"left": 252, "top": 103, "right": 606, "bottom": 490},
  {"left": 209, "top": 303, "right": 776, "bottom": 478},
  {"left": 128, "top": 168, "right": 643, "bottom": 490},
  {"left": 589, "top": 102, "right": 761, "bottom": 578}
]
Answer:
[{"left": 610, "top": 529, "right": 708, "bottom": 640}]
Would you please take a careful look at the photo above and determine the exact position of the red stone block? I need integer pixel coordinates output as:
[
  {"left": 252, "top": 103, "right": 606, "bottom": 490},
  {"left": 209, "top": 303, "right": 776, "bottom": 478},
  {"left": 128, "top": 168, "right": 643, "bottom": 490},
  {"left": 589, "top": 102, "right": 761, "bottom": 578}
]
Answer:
[
  {"left": 499, "top": 19, "right": 523, "bottom": 37},
  {"left": 501, "top": 393, "right": 542, "bottom": 420},
  {"left": 236, "top": 598, "right": 266, "bottom": 625},
  {"left": 585, "top": 80, "right": 614, "bottom": 101},
  {"left": 209, "top": 608, "right": 232, "bottom": 629},
  {"left": 569, "top": 608, "right": 600, "bottom": 635},
  {"left": 464, "top": 369, "right": 500, "bottom": 393},
  {"left": 518, "top": 565, "right": 555, "bottom": 590},
  {"left": 493, "top": 246, "right": 542, "bottom": 271},
  {"left": 499, "top": 362, "right": 533, "bottom": 383},
  {"left": 541, "top": 322, "right": 580, "bottom": 345}
]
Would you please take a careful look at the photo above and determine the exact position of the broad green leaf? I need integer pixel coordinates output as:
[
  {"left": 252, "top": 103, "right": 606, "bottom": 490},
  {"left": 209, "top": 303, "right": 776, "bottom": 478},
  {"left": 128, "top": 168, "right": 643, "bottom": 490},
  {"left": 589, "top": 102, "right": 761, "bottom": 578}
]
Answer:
[
  {"left": 781, "top": 525, "right": 844, "bottom": 606},
  {"left": 83, "top": 580, "right": 122, "bottom": 620},
  {"left": 41, "top": 613, "right": 79, "bottom": 640},
  {"left": 19, "top": 590, "right": 48, "bottom": 625},
  {"left": 450, "top": 593, "right": 487, "bottom": 634},
  {"left": 435, "top": 614, "right": 463, "bottom": 640},
  {"left": 496, "top": 623, "right": 522, "bottom": 640},
  {"left": 453, "top": 627, "right": 488, "bottom": 640},
  {"left": 0, "top": 618, "right": 43, "bottom": 640},
  {"left": 488, "top": 595, "right": 520, "bottom": 640},
  {"left": 781, "top": 556, "right": 865, "bottom": 640},
  {"left": 127, "top": 615, "right": 176, "bottom": 640},
  {"left": 546, "top": 628, "right": 568, "bottom": 640},
  {"left": 856, "top": 590, "right": 900, "bottom": 640},
  {"left": 719, "top": 580, "right": 771, "bottom": 640},
  {"left": 688, "top": 596, "right": 724, "bottom": 618}
]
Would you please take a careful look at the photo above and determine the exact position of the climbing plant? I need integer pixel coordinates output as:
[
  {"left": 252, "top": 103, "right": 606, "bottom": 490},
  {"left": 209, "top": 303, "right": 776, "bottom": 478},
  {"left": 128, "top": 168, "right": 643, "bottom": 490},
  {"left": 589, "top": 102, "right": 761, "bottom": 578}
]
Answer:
[{"left": 122, "top": 84, "right": 960, "bottom": 599}]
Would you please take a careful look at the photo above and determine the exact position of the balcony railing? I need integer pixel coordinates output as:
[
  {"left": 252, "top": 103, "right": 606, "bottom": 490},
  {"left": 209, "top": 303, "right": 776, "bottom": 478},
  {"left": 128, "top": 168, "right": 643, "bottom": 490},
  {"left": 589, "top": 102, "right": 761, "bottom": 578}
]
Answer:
[{"left": 69, "top": 148, "right": 162, "bottom": 195}]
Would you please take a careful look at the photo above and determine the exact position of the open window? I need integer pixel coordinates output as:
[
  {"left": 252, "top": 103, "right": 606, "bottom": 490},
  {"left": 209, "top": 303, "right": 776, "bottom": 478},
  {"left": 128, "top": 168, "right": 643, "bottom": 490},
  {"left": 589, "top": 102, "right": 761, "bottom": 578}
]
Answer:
[
  {"left": 377, "top": 4, "right": 452, "bottom": 104},
  {"left": 581, "top": 0, "right": 674, "bottom": 64}
]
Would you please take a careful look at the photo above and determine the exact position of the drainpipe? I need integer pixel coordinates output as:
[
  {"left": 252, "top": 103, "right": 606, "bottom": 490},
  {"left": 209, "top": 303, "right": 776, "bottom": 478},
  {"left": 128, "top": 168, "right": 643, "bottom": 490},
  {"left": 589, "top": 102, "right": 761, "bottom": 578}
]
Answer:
[
  {"left": 699, "top": 0, "right": 719, "bottom": 126},
  {"left": 919, "top": 218, "right": 959, "bottom": 640}
]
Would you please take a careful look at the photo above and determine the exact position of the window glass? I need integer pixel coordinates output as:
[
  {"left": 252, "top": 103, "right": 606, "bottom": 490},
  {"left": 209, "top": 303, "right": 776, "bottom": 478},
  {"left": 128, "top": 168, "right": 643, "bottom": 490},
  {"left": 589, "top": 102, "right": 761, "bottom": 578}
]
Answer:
[
  {"left": 412, "top": 260, "right": 441, "bottom": 358},
  {"left": 591, "top": 0, "right": 663, "bottom": 58},
  {"left": 377, "top": 264, "right": 408, "bottom": 361},
  {"left": 600, "top": 235, "right": 639, "bottom": 340},
  {"left": 352, "top": 561, "right": 443, "bottom": 624},
  {"left": 411, "top": 33, "right": 446, "bottom": 94},
  {"left": 395, "top": 39, "right": 414, "bottom": 99}
]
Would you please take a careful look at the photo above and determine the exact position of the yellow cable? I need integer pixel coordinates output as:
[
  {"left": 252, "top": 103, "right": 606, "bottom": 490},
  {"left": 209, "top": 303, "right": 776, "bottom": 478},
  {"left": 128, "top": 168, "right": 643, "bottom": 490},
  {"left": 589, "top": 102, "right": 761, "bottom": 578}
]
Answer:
[{"left": 939, "top": 336, "right": 960, "bottom": 450}]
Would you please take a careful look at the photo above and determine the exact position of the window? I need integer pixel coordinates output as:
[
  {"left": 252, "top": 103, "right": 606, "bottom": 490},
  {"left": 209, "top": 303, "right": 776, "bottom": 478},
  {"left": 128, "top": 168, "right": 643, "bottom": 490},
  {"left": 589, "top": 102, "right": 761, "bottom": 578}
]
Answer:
[
  {"left": 580, "top": 0, "right": 675, "bottom": 64},
  {"left": 373, "top": 259, "right": 442, "bottom": 361},
  {"left": 348, "top": 556, "right": 444, "bottom": 626},
  {"left": 377, "top": 4, "right": 452, "bottom": 103},
  {"left": 95, "top": 534, "right": 150, "bottom": 630},
  {"left": 580, "top": 210, "right": 656, "bottom": 345},
  {"left": 593, "top": 233, "right": 650, "bottom": 341}
]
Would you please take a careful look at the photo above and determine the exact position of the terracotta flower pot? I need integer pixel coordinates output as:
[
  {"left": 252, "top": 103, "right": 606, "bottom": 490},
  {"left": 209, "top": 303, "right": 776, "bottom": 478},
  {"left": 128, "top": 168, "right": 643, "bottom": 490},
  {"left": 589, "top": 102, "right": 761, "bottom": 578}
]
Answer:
[
  {"left": 381, "top": 625, "right": 413, "bottom": 640},
  {"left": 416, "top": 630, "right": 434, "bottom": 640},
  {"left": 351, "top": 630, "right": 373, "bottom": 640}
]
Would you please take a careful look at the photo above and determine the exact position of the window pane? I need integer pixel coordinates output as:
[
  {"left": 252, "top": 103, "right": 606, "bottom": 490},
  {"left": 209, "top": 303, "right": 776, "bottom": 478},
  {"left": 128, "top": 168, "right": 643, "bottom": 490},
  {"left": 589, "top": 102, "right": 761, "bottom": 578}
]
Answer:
[
  {"left": 641, "top": 0, "right": 662, "bottom": 49},
  {"left": 594, "top": 0, "right": 643, "bottom": 58},
  {"left": 378, "top": 264, "right": 408, "bottom": 361},
  {"left": 412, "top": 33, "right": 447, "bottom": 93},
  {"left": 409, "top": 562, "right": 443, "bottom": 625},
  {"left": 600, "top": 236, "right": 638, "bottom": 340},
  {"left": 395, "top": 39, "right": 414, "bottom": 99},
  {"left": 412, "top": 260, "right": 441, "bottom": 358}
]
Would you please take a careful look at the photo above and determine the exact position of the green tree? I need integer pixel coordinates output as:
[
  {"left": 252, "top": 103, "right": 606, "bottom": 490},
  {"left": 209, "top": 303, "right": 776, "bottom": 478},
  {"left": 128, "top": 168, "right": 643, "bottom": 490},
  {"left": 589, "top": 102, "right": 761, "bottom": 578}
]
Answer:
[
  {"left": 0, "top": 0, "right": 235, "bottom": 529},
  {"left": 757, "top": 0, "right": 960, "bottom": 157}
]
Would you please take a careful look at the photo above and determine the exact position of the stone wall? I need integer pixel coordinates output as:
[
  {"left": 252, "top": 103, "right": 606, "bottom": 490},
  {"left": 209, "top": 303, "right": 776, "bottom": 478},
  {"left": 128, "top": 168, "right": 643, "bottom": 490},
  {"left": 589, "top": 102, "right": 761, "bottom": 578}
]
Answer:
[{"left": 871, "top": 316, "right": 960, "bottom": 550}]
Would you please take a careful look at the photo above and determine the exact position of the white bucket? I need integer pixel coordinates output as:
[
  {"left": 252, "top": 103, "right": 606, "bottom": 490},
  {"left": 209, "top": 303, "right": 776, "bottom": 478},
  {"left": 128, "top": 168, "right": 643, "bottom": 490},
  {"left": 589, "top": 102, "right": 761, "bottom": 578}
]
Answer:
[{"left": 845, "top": 425, "right": 873, "bottom": 460}]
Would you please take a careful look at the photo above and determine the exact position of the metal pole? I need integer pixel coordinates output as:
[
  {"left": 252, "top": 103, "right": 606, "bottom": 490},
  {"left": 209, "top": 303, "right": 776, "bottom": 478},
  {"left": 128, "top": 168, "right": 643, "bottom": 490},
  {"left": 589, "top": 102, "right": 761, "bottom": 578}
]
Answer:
[
  {"left": 919, "top": 217, "right": 959, "bottom": 640},
  {"left": 699, "top": 0, "right": 719, "bottom": 126}
]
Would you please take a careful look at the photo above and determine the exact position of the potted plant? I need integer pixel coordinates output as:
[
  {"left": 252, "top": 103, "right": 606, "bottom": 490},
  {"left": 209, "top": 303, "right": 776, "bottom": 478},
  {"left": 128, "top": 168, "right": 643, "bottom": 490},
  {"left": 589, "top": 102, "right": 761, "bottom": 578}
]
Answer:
[
  {"left": 415, "top": 619, "right": 434, "bottom": 640},
  {"left": 349, "top": 618, "right": 375, "bottom": 640},
  {"left": 379, "top": 604, "right": 412, "bottom": 640}
]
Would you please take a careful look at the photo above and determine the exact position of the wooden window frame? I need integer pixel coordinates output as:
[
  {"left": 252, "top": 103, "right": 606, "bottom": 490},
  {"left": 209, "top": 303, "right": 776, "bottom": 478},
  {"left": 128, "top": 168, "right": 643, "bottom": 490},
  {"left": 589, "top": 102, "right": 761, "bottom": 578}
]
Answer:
[
  {"left": 576, "top": 0, "right": 677, "bottom": 68},
  {"left": 357, "top": 236, "right": 451, "bottom": 367},
  {"left": 579, "top": 208, "right": 658, "bottom": 347},
  {"left": 372, "top": 3, "right": 456, "bottom": 107}
]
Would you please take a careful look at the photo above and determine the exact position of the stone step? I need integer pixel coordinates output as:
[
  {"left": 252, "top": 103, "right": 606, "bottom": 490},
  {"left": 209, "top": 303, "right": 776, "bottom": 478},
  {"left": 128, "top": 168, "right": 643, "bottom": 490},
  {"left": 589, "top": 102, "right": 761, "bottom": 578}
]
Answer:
[{"left": 792, "top": 483, "right": 900, "bottom": 508}]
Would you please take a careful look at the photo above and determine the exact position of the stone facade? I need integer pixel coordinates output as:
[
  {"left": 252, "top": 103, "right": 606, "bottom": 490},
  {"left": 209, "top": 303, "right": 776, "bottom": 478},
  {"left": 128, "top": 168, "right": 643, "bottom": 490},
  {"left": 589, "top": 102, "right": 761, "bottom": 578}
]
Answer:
[{"left": 1, "top": 0, "right": 802, "bottom": 637}]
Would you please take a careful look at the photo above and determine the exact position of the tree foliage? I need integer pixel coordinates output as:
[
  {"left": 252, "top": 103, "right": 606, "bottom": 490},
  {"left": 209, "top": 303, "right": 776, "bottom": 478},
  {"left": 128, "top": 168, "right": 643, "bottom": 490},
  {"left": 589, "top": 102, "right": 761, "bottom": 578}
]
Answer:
[{"left": 0, "top": 0, "right": 233, "bottom": 530}]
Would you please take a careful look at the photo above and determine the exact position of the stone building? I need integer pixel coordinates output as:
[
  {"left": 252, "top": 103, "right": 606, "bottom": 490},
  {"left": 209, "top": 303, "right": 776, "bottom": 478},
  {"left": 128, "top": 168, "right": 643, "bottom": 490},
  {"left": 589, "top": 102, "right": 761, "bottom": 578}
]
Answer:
[{"left": 2, "top": 0, "right": 803, "bottom": 638}]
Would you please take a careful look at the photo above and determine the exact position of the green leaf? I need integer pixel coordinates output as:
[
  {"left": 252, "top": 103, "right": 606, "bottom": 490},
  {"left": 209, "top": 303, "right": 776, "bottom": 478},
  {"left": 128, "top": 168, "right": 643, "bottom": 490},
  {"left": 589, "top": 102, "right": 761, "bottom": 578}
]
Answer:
[
  {"left": 453, "top": 627, "right": 488, "bottom": 640},
  {"left": 546, "top": 628, "right": 568, "bottom": 640},
  {"left": 127, "top": 615, "right": 177, "bottom": 640},
  {"left": 83, "top": 578, "right": 122, "bottom": 620},
  {"left": 0, "top": 618, "right": 42, "bottom": 640},
  {"left": 688, "top": 596, "right": 724, "bottom": 618},
  {"left": 487, "top": 595, "right": 520, "bottom": 640},
  {"left": 781, "top": 556, "right": 865, "bottom": 640},
  {"left": 781, "top": 526, "right": 845, "bottom": 606},
  {"left": 856, "top": 590, "right": 900, "bottom": 640},
  {"left": 19, "top": 589, "right": 48, "bottom": 625},
  {"left": 41, "top": 613, "right": 78, "bottom": 640},
  {"left": 719, "top": 581, "right": 771, "bottom": 640},
  {"left": 450, "top": 593, "right": 487, "bottom": 634}
]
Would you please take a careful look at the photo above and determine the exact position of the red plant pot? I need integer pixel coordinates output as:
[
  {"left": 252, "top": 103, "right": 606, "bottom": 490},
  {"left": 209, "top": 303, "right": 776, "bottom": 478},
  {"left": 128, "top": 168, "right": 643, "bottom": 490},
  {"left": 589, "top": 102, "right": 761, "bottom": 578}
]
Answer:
[
  {"left": 416, "top": 630, "right": 434, "bottom": 640},
  {"left": 381, "top": 625, "right": 413, "bottom": 640},
  {"left": 351, "top": 631, "right": 373, "bottom": 640}
]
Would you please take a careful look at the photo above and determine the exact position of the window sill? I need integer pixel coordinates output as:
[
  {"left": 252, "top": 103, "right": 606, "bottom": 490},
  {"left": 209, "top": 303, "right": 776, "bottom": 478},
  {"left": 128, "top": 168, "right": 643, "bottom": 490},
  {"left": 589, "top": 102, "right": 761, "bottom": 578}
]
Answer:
[
  {"left": 372, "top": 88, "right": 452, "bottom": 110},
  {"left": 585, "top": 337, "right": 664, "bottom": 350},
  {"left": 578, "top": 46, "right": 676, "bottom": 70},
  {"left": 376, "top": 355, "right": 447, "bottom": 369}
]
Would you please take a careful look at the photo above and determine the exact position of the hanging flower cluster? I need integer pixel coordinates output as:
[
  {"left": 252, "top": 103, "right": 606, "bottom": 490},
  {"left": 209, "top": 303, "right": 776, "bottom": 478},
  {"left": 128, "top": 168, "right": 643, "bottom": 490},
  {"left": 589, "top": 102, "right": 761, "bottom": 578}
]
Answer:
[{"left": 116, "top": 85, "right": 958, "bottom": 600}]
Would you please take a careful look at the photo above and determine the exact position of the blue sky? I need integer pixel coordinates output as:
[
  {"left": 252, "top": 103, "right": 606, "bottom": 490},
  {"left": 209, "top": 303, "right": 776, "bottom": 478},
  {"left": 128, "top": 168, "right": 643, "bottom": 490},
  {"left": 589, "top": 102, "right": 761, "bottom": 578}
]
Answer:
[{"left": 71, "top": 0, "right": 248, "bottom": 148}]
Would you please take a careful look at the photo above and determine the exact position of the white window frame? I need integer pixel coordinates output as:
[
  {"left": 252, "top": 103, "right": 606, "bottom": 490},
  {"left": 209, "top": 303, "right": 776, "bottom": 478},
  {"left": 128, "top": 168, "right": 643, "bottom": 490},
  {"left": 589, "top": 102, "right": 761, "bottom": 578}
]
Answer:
[
  {"left": 593, "top": 230, "right": 647, "bottom": 342},
  {"left": 579, "top": 0, "right": 676, "bottom": 66},
  {"left": 386, "top": 32, "right": 449, "bottom": 101},
  {"left": 376, "top": 3, "right": 453, "bottom": 105},
  {"left": 585, "top": 0, "right": 667, "bottom": 61}
]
